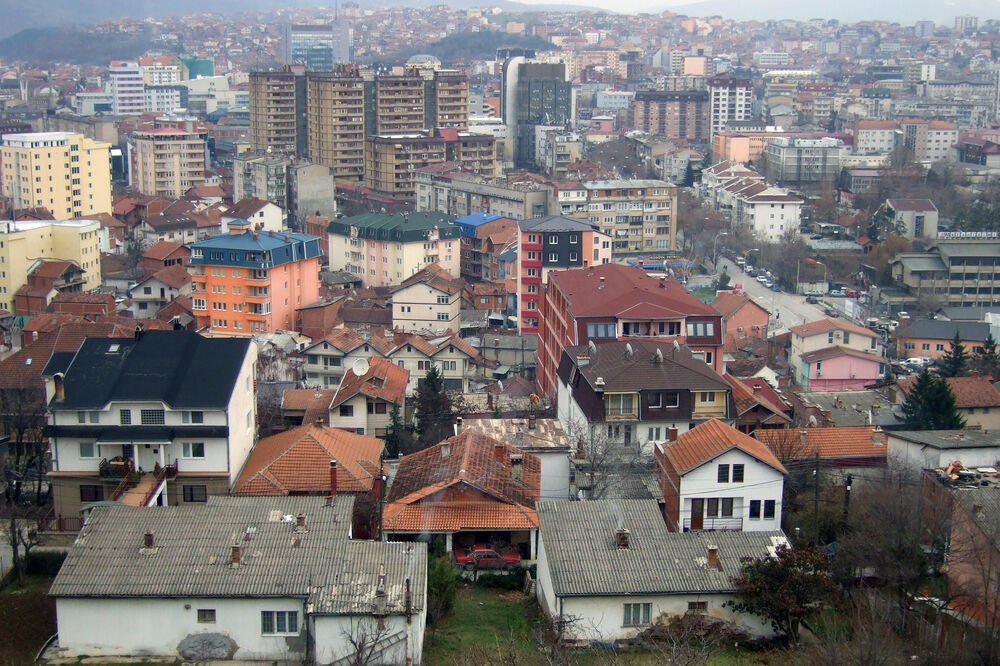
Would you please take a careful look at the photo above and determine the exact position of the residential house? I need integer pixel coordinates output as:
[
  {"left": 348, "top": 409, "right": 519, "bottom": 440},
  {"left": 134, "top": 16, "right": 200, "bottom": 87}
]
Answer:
[
  {"left": 455, "top": 212, "right": 518, "bottom": 282},
  {"left": 42, "top": 330, "right": 257, "bottom": 526},
  {"left": 755, "top": 427, "right": 888, "bottom": 481},
  {"left": 462, "top": 282, "right": 507, "bottom": 312},
  {"left": 556, "top": 339, "right": 733, "bottom": 453},
  {"left": 13, "top": 260, "right": 87, "bottom": 317},
  {"left": 535, "top": 499, "right": 787, "bottom": 642},
  {"left": 48, "top": 293, "right": 116, "bottom": 318},
  {"left": 48, "top": 496, "right": 427, "bottom": 664},
  {"left": 129, "top": 265, "right": 192, "bottom": 319},
  {"left": 462, "top": 417, "right": 573, "bottom": 501},
  {"left": 881, "top": 199, "right": 939, "bottom": 241},
  {"left": 327, "top": 356, "right": 409, "bottom": 437},
  {"left": 141, "top": 241, "right": 191, "bottom": 278},
  {"left": 890, "top": 375, "right": 1000, "bottom": 429},
  {"left": 391, "top": 264, "right": 463, "bottom": 335},
  {"left": 889, "top": 430, "right": 1000, "bottom": 471},
  {"left": 895, "top": 320, "right": 991, "bottom": 361},
  {"left": 789, "top": 390, "right": 901, "bottom": 428},
  {"left": 789, "top": 318, "right": 885, "bottom": 389},
  {"left": 538, "top": 263, "right": 725, "bottom": 399},
  {"left": 723, "top": 374, "right": 791, "bottom": 433},
  {"left": 223, "top": 197, "right": 284, "bottom": 234},
  {"left": 711, "top": 291, "right": 770, "bottom": 351},
  {"left": 655, "top": 418, "right": 786, "bottom": 532},
  {"left": 383, "top": 431, "right": 541, "bottom": 559}
]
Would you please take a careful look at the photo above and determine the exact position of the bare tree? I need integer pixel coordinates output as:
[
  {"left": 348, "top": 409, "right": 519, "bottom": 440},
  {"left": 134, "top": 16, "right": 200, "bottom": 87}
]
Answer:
[
  {"left": 340, "top": 617, "right": 393, "bottom": 666},
  {"left": 7, "top": 507, "right": 40, "bottom": 586},
  {"left": 0, "top": 385, "right": 49, "bottom": 506},
  {"left": 562, "top": 416, "right": 647, "bottom": 501}
]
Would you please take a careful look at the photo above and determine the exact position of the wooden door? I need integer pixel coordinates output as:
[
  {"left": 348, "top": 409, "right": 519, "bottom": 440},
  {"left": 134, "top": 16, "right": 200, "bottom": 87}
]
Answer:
[{"left": 690, "top": 498, "right": 704, "bottom": 531}]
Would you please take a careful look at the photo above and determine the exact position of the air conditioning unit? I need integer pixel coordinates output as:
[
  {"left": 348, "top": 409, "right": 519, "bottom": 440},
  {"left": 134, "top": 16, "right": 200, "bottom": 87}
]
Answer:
[{"left": 816, "top": 370, "right": 822, "bottom": 376}]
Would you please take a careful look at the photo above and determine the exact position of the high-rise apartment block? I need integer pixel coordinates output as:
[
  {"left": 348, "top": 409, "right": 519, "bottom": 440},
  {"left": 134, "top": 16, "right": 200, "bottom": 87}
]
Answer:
[
  {"left": 1, "top": 132, "right": 112, "bottom": 219},
  {"left": 128, "top": 127, "right": 208, "bottom": 199},
  {"left": 364, "top": 130, "right": 496, "bottom": 198},
  {"left": 306, "top": 68, "right": 366, "bottom": 181},
  {"left": 707, "top": 76, "right": 753, "bottom": 137},
  {"left": 109, "top": 61, "right": 144, "bottom": 115},
  {"left": 249, "top": 68, "right": 308, "bottom": 157},
  {"left": 559, "top": 180, "right": 678, "bottom": 255},
  {"left": 190, "top": 223, "right": 322, "bottom": 335},
  {"left": 501, "top": 59, "right": 574, "bottom": 166},
  {"left": 232, "top": 153, "right": 338, "bottom": 228},
  {"left": 631, "top": 89, "right": 710, "bottom": 140},
  {"left": 285, "top": 22, "right": 353, "bottom": 70}
]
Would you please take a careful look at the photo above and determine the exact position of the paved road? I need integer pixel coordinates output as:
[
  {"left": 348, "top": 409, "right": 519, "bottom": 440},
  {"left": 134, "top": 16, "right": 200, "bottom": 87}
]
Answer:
[{"left": 715, "top": 257, "right": 829, "bottom": 336}]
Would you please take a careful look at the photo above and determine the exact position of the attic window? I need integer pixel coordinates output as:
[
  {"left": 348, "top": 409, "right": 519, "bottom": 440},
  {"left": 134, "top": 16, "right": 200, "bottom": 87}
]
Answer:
[
  {"left": 108, "top": 343, "right": 121, "bottom": 353},
  {"left": 24, "top": 358, "right": 32, "bottom": 365}
]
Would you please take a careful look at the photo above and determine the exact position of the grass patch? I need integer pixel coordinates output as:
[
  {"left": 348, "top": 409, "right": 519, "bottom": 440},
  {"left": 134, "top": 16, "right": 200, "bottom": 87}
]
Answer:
[
  {"left": 0, "top": 575, "right": 56, "bottom": 664},
  {"left": 692, "top": 286, "right": 717, "bottom": 301},
  {"left": 423, "top": 584, "right": 537, "bottom": 665}
]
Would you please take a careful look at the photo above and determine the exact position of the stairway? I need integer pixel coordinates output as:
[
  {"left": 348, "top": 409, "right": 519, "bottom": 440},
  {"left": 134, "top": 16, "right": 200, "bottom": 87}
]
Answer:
[{"left": 120, "top": 473, "right": 160, "bottom": 506}]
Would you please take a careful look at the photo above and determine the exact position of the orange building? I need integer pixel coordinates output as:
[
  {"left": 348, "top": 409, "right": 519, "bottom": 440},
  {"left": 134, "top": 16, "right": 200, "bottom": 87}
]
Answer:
[{"left": 190, "top": 221, "right": 323, "bottom": 335}]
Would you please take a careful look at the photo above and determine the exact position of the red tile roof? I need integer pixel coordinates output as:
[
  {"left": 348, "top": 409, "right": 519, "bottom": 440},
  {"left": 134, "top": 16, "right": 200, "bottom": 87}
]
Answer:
[
  {"left": 661, "top": 418, "right": 786, "bottom": 475},
  {"left": 148, "top": 264, "right": 192, "bottom": 290},
  {"left": 30, "top": 260, "right": 78, "bottom": 280},
  {"left": 282, "top": 388, "right": 335, "bottom": 425},
  {"left": 755, "top": 427, "right": 888, "bottom": 461},
  {"left": 710, "top": 291, "right": 767, "bottom": 318},
  {"left": 896, "top": 376, "right": 1000, "bottom": 409},
  {"left": 331, "top": 356, "right": 409, "bottom": 408},
  {"left": 724, "top": 374, "right": 791, "bottom": 422},
  {"left": 224, "top": 197, "right": 271, "bottom": 219},
  {"left": 790, "top": 318, "right": 877, "bottom": 340},
  {"left": 142, "top": 241, "right": 187, "bottom": 261},
  {"left": 232, "top": 423, "right": 384, "bottom": 495},
  {"left": 549, "top": 263, "right": 718, "bottom": 319}
]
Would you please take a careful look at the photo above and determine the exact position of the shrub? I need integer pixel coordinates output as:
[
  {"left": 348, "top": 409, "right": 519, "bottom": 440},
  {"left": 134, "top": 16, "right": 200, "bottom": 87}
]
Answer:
[{"left": 25, "top": 550, "right": 66, "bottom": 576}]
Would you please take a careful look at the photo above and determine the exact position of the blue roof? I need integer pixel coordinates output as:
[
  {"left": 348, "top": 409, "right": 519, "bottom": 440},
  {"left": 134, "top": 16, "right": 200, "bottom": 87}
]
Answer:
[
  {"left": 455, "top": 212, "right": 507, "bottom": 237},
  {"left": 190, "top": 225, "right": 323, "bottom": 269}
]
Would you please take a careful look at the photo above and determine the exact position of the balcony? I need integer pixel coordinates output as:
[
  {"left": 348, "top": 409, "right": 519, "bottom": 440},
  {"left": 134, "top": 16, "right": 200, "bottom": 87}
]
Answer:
[{"left": 683, "top": 517, "right": 743, "bottom": 532}]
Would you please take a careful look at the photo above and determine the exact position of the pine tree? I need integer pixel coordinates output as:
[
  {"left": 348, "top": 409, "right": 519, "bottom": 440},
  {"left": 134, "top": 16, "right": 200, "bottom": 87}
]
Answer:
[
  {"left": 901, "top": 368, "right": 966, "bottom": 430},
  {"left": 938, "top": 331, "right": 970, "bottom": 377},
  {"left": 412, "top": 366, "right": 456, "bottom": 450},
  {"left": 384, "top": 402, "right": 405, "bottom": 458},
  {"left": 974, "top": 332, "right": 1000, "bottom": 379}
]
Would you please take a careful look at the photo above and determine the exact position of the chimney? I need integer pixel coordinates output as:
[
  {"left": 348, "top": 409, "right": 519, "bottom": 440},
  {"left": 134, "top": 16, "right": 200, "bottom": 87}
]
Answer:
[
  {"left": 615, "top": 527, "right": 630, "bottom": 549},
  {"left": 134, "top": 323, "right": 144, "bottom": 339},
  {"left": 296, "top": 512, "right": 306, "bottom": 528},
  {"left": 231, "top": 544, "right": 242, "bottom": 565},
  {"left": 228, "top": 220, "right": 248, "bottom": 235},
  {"left": 668, "top": 427, "right": 679, "bottom": 442},
  {"left": 329, "top": 460, "right": 338, "bottom": 496},
  {"left": 528, "top": 414, "right": 536, "bottom": 430},
  {"left": 707, "top": 546, "right": 722, "bottom": 570},
  {"left": 872, "top": 427, "right": 884, "bottom": 446},
  {"left": 54, "top": 373, "right": 65, "bottom": 401},
  {"left": 455, "top": 416, "right": 463, "bottom": 435},
  {"left": 799, "top": 430, "right": 809, "bottom": 447},
  {"left": 973, "top": 504, "right": 984, "bottom": 514},
  {"left": 143, "top": 530, "right": 154, "bottom": 549},
  {"left": 494, "top": 440, "right": 506, "bottom": 464},
  {"left": 441, "top": 441, "right": 450, "bottom": 460}
]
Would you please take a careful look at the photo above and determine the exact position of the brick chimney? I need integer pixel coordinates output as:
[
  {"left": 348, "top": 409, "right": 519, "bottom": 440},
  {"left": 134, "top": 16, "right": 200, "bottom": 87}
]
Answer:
[
  {"left": 707, "top": 546, "right": 721, "bottom": 570},
  {"left": 528, "top": 414, "right": 536, "bottom": 430},
  {"left": 454, "top": 416, "right": 463, "bottom": 436},
  {"left": 143, "top": 530, "right": 154, "bottom": 549},
  {"left": 296, "top": 512, "right": 306, "bottom": 528},
  {"left": 494, "top": 441, "right": 506, "bottom": 464},
  {"left": 441, "top": 441, "right": 450, "bottom": 460},
  {"left": 329, "top": 460, "right": 338, "bottom": 496},
  {"left": 667, "top": 427, "right": 679, "bottom": 443},
  {"left": 615, "top": 527, "right": 630, "bottom": 549},
  {"left": 231, "top": 544, "right": 242, "bottom": 565}
]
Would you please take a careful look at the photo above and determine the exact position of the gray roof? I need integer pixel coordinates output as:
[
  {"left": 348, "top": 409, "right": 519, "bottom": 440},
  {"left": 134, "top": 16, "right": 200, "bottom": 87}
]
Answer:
[
  {"left": 50, "top": 497, "right": 426, "bottom": 617},
  {"left": 936, "top": 306, "right": 1000, "bottom": 321},
  {"left": 518, "top": 215, "right": 601, "bottom": 233},
  {"left": 565, "top": 339, "right": 731, "bottom": 393},
  {"left": 932, "top": 241, "right": 1000, "bottom": 259},
  {"left": 537, "top": 499, "right": 786, "bottom": 597},
  {"left": 896, "top": 319, "right": 990, "bottom": 342},
  {"left": 887, "top": 430, "right": 1000, "bottom": 450},
  {"left": 895, "top": 255, "right": 948, "bottom": 272},
  {"left": 798, "top": 390, "right": 902, "bottom": 428}
]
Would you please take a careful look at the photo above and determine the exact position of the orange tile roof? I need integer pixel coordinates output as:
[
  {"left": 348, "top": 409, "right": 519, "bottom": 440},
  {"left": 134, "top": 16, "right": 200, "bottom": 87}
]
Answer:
[
  {"left": 790, "top": 318, "right": 875, "bottom": 339},
  {"left": 142, "top": 241, "right": 187, "bottom": 261},
  {"left": 232, "top": 423, "right": 384, "bottom": 495},
  {"left": 724, "top": 374, "right": 791, "bottom": 422},
  {"left": 331, "top": 355, "right": 409, "bottom": 408},
  {"left": 896, "top": 376, "right": 1000, "bottom": 409},
  {"left": 382, "top": 502, "right": 538, "bottom": 532},
  {"left": 662, "top": 418, "right": 787, "bottom": 475},
  {"left": 755, "top": 427, "right": 888, "bottom": 460},
  {"left": 149, "top": 264, "right": 192, "bottom": 289},
  {"left": 710, "top": 291, "right": 766, "bottom": 318}
]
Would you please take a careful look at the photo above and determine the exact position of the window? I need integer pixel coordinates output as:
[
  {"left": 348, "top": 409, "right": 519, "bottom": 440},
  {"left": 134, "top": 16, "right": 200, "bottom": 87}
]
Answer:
[
  {"left": 436, "top": 295, "right": 449, "bottom": 304},
  {"left": 707, "top": 498, "right": 719, "bottom": 517},
  {"left": 688, "top": 601, "right": 707, "bottom": 611},
  {"left": 548, "top": 252, "right": 558, "bottom": 261},
  {"left": 261, "top": 610, "right": 298, "bottom": 635},
  {"left": 140, "top": 409, "right": 165, "bottom": 425},
  {"left": 548, "top": 235, "right": 558, "bottom": 244},
  {"left": 732, "top": 464, "right": 744, "bottom": 483},
  {"left": 437, "top": 312, "right": 449, "bottom": 320},
  {"left": 721, "top": 498, "right": 734, "bottom": 517},
  {"left": 119, "top": 409, "right": 132, "bottom": 425},
  {"left": 586, "top": 322, "right": 616, "bottom": 338},
  {"left": 646, "top": 391, "right": 663, "bottom": 408},
  {"left": 763, "top": 500, "right": 776, "bottom": 519},
  {"left": 182, "top": 442, "right": 205, "bottom": 459},
  {"left": 77, "top": 411, "right": 86, "bottom": 423},
  {"left": 749, "top": 500, "right": 761, "bottom": 519},
  {"left": 197, "top": 609, "right": 216, "bottom": 623},
  {"left": 183, "top": 485, "right": 207, "bottom": 502},
  {"left": 717, "top": 464, "right": 730, "bottom": 483},
  {"left": 80, "top": 484, "right": 104, "bottom": 502},
  {"left": 79, "top": 442, "right": 96, "bottom": 458},
  {"left": 340, "top": 405, "right": 354, "bottom": 417},
  {"left": 623, "top": 602, "right": 651, "bottom": 627},
  {"left": 604, "top": 393, "right": 636, "bottom": 417}
]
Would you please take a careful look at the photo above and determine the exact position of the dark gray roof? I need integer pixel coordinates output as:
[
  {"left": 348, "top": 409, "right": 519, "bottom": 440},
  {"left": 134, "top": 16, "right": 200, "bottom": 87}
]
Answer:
[
  {"left": 935, "top": 306, "right": 1000, "bottom": 321},
  {"left": 564, "top": 339, "right": 730, "bottom": 392},
  {"left": 887, "top": 429, "right": 1000, "bottom": 449},
  {"left": 896, "top": 319, "right": 990, "bottom": 342},
  {"left": 537, "top": 499, "right": 787, "bottom": 597},
  {"left": 518, "top": 215, "right": 601, "bottom": 233},
  {"left": 43, "top": 331, "right": 252, "bottom": 410},
  {"left": 50, "top": 497, "right": 426, "bottom": 616},
  {"left": 798, "top": 390, "right": 902, "bottom": 428}
]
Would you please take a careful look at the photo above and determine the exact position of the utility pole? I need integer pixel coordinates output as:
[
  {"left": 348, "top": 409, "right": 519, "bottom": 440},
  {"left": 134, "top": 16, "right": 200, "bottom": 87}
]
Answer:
[
  {"left": 841, "top": 473, "right": 853, "bottom": 534},
  {"left": 813, "top": 451, "right": 821, "bottom": 546}
]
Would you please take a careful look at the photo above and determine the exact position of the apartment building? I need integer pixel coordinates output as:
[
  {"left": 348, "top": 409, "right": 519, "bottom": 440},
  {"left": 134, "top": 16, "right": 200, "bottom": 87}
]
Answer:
[
  {"left": 712, "top": 130, "right": 851, "bottom": 164},
  {"left": 501, "top": 59, "right": 573, "bottom": 166},
  {"left": 631, "top": 89, "right": 710, "bottom": 141},
  {"left": 43, "top": 330, "right": 256, "bottom": 523},
  {"left": 1, "top": 132, "right": 112, "bottom": 219},
  {"left": 285, "top": 22, "right": 353, "bottom": 69},
  {"left": 890, "top": 240, "right": 1000, "bottom": 309},
  {"left": 0, "top": 219, "right": 102, "bottom": 313},
  {"left": 367, "top": 71, "right": 426, "bottom": 135},
  {"left": 433, "top": 71, "right": 470, "bottom": 131},
  {"left": 571, "top": 179, "right": 677, "bottom": 256},
  {"left": 128, "top": 127, "right": 208, "bottom": 200},
  {"left": 327, "top": 212, "right": 461, "bottom": 287},
  {"left": 707, "top": 76, "right": 753, "bottom": 137},
  {"left": 305, "top": 67, "right": 366, "bottom": 181},
  {"left": 881, "top": 199, "right": 939, "bottom": 241},
  {"left": 414, "top": 165, "right": 551, "bottom": 219},
  {"left": 761, "top": 137, "right": 846, "bottom": 193},
  {"left": 363, "top": 130, "right": 496, "bottom": 198},
  {"left": 109, "top": 61, "right": 144, "bottom": 115},
  {"left": 248, "top": 68, "right": 307, "bottom": 157},
  {"left": 392, "top": 263, "right": 462, "bottom": 335},
  {"left": 455, "top": 212, "right": 518, "bottom": 281},
  {"left": 517, "top": 216, "right": 612, "bottom": 335},
  {"left": 232, "top": 153, "right": 338, "bottom": 227},
  {"left": 537, "top": 263, "right": 724, "bottom": 398},
  {"left": 789, "top": 319, "right": 884, "bottom": 389},
  {"left": 190, "top": 223, "right": 322, "bottom": 335},
  {"left": 854, "top": 119, "right": 958, "bottom": 163}
]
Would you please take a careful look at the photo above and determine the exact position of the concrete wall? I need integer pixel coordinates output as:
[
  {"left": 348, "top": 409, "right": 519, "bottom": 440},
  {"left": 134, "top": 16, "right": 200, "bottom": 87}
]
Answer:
[{"left": 312, "top": 612, "right": 426, "bottom": 665}]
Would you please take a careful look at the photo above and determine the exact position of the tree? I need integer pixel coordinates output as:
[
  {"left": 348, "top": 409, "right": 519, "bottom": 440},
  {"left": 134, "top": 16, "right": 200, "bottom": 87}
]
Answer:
[
  {"left": 973, "top": 332, "right": 1000, "bottom": 379},
  {"left": 900, "top": 368, "right": 966, "bottom": 430},
  {"left": 426, "top": 553, "right": 458, "bottom": 627},
  {"left": 938, "top": 331, "right": 970, "bottom": 377},
  {"left": 727, "top": 545, "right": 837, "bottom": 644},
  {"left": 0, "top": 385, "right": 49, "bottom": 505},
  {"left": 412, "top": 366, "right": 456, "bottom": 450},
  {"left": 383, "top": 402, "right": 406, "bottom": 458},
  {"left": 713, "top": 270, "right": 731, "bottom": 291},
  {"left": 7, "top": 508, "right": 40, "bottom": 586}
]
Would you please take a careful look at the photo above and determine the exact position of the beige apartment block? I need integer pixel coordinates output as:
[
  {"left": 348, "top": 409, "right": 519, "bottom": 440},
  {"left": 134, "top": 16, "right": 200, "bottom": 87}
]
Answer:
[
  {"left": 129, "top": 128, "right": 207, "bottom": 199},
  {"left": 306, "top": 69, "right": 366, "bottom": 181}
]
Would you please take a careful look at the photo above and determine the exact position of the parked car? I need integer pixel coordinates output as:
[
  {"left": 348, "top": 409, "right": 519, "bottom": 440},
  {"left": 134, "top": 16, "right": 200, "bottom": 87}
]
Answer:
[
  {"left": 810, "top": 234, "right": 824, "bottom": 240},
  {"left": 824, "top": 307, "right": 840, "bottom": 317},
  {"left": 806, "top": 295, "right": 819, "bottom": 304},
  {"left": 736, "top": 257, "right": 746, "bottom": 267},
  {"left": 829, "top": 289, "right": 845, "bottom": 297},
  {"left": 805, "top": 289, "right": 823, "bottom": 296},
  {"left": 454, "top": 544, "right": 521, "bottom": 570},
  {"left": 845, "top": 289, "right": 860, "bottom": 298},
  {"left": 905, "top": 356, "right": 933, "bottom": 367},
  {"left": 756, "top": 274, "right": 769, "bottom": 283},
  {"left": 762, "top": 279, "right": 774, "bottom": 288}
]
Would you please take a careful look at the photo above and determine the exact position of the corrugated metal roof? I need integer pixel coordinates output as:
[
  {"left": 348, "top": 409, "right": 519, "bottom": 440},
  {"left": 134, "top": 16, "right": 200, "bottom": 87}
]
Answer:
[
  {"left": 50, "top": 496, "right": 426, "bottom": 616},
  {"left": 537, "top": 499, "right": 787, "bottom": 597}
]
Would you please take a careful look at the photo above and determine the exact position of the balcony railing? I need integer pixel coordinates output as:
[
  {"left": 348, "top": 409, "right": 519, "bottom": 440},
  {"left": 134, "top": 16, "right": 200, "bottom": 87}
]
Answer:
[{"left": 683, "top": 517, "right": 743, "bottom": 532}]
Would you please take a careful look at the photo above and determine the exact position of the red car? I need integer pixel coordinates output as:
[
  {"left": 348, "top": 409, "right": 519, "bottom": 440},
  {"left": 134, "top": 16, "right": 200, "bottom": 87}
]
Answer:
[
  {"left": 845, "top": 289, "right": 860, "bottom": 298},
  {"left": 454, "top": 544, "right": 521, "bottom": 570}
]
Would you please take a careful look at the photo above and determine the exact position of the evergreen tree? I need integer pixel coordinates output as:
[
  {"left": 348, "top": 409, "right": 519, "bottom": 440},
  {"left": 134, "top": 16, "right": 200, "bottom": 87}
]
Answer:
[
  {"left": 973, "top": 332, "right": 1000, "bottom": 378},
  {"left": 714, "top": 270, "right": 731, "bottom": 291},
  {"left": 938, "top": 331, "right": 970, "bottom": 377},
  {"left": 413, "top": 366, "right": 456, "bottom": 450},
  {"left": 901, "top": 368, "right": 966, "bottom": 430},
  {"left": 384, "top": 402, "right": 405, "bottom": 458}
]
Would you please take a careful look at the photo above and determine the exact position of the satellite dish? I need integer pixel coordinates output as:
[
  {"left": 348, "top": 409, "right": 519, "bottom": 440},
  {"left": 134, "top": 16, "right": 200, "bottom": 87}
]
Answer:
[
  {"left": 352, "top": 358, "right": 370, "bottom": 377},
  {"left": 588, "top": 340, "right": 597, "bottom": 354},
  {"left": 673, "top": 340, "right": 680, "bottom": 351}
]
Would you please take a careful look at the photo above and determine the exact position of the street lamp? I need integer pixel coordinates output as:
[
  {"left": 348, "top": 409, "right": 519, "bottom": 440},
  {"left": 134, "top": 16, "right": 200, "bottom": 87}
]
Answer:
[{"left": 712, "top": 232, "right": 729, "bottom": 269}]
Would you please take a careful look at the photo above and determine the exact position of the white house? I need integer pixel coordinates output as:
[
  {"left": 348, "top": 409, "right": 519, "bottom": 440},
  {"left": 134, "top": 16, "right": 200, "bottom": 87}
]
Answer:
[
  {"left": 655, "top": 418, "right": 786, "bottom": 533},
  {"left": 222, "top": 198, "right": 285, "bottom": 233},
  {"left": 128, "top": 265, "right": 192, "bottom": 318},
  {"left": 391, "top": 264, "right": 462, "bottom": 335},
  {"left": 48, "top": 496, "right": 427, "bottom": 664},
  {"left": 888, "top": 429, "right": 1000, "bottom": 472},
  {"left": 42, "top": 330, "right": 257, "bottom": 528},
  {"left": 535, "top": 499, "right": 788, "bottom": 643}
]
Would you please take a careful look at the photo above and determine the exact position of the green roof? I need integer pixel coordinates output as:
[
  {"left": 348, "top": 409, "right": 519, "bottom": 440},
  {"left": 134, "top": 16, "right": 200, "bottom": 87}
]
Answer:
[{"left": 328, "top": 213, "right": 461, "bottom": 243}]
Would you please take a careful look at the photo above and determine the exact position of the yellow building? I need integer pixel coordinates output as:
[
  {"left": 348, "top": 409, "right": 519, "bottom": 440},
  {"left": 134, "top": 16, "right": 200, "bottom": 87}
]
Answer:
[
  {"left": 0, "top": 219, "right": 102, "bottom": 312},
  {"left": 1, "top": 132, "right": 112, "bottom": 219}
]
